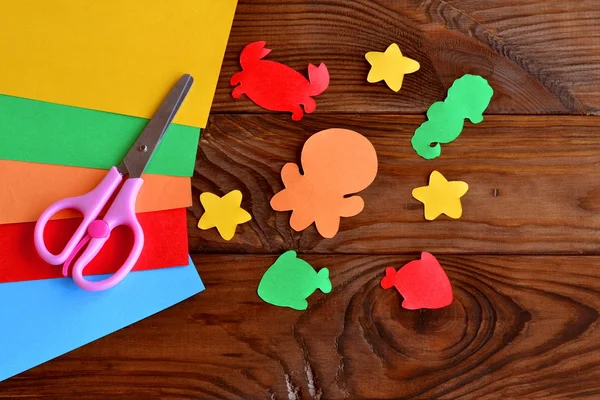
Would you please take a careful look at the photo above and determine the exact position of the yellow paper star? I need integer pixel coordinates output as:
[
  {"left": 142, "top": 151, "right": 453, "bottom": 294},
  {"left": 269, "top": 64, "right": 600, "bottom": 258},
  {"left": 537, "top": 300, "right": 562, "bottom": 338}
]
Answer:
[
  {"left": 365, "top": 43, "right": 420, "bottom": 92},
  {"left": 412, "top": 171, "right": 469, "bottom": 220},
  {"left": 198, "top": 190, "right": 252, "bottom": 240}
]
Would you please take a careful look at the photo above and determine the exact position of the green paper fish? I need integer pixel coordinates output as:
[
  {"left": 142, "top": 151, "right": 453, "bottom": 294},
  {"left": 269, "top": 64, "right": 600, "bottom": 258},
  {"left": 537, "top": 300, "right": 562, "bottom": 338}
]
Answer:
[
  {"left": 257, "top": 250, "right": 332, "bottom": 310},
  {"left": 411, "top": 74, "right": 493, "bottom": 160}
]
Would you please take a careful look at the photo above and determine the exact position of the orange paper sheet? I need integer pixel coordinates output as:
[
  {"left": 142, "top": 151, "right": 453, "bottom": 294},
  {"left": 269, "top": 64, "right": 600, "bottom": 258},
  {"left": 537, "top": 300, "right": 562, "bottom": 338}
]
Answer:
[
  {"left": 0, "top": 160, "right": 191, "bottom": 224},
  {"left": 0, "top": 0, "right": 238, "bottom": 128}
]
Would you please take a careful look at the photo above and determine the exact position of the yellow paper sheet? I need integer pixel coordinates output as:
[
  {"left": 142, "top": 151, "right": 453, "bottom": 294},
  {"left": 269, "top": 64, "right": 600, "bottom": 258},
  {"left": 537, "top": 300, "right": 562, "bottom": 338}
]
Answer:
[{"left": 0, "top": 0, "right": 237, "bottom": 128}]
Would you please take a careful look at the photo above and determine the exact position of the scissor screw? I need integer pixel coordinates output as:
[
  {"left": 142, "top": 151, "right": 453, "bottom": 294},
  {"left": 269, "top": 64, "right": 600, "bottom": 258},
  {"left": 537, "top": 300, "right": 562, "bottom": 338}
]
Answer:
[{"left": 139, "top": 144, "right": 148, "bottom": 152}]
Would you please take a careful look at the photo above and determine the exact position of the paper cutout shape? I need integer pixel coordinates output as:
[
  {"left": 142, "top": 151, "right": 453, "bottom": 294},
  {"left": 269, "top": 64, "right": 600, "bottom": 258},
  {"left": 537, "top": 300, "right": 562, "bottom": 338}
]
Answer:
[
  {"left": 231, "top": 41, "right": 329, "bottom": 121},
  {"left": 0, "top": 160, "right": 191, "bottom": 224},
  {"left": 411, "top": 74, "right": 493, "bottom": 159},
  {"left": 198, "top": 190, "right": 252, "bottom": 240},
  {"left": 0, "top": 256, "right": 204, "bottom": 382},
  {"left": 0, "top": 0, "right": 238, "bottom": 128},
  {"left": 365, "top": 43, "right": 420, "bottom": 92},
  {"left": 0, "top": 208, "right": 188, "bottom": 284},
  {"left": 381, "top": 252, "right": 453, "bottom": 310},
  {"left": 0, "top": 95, "right": 200, "bottom": 177},
  {"left": 270, "top": 128, "right": 378, "bottom": 238},
  {"left": 258, "top": 251, "right": 331, "bottom": 310},
  {"left": 412, "top": 171, "right": 469, "bottom": 220}
]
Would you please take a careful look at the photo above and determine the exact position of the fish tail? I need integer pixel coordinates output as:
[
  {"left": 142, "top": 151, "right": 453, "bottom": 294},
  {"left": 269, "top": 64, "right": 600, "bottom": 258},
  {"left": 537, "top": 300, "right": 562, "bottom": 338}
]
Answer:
[
  {"left": 316, "top": 268, "right": 332, "bottom": 294},
  {"left": 380, "top": 267, "right": 397, "bottom": 289}
]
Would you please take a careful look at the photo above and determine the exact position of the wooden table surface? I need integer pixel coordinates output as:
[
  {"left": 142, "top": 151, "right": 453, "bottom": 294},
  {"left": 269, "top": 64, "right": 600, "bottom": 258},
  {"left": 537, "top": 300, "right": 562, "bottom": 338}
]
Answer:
[{"left": 4, "top": 1, "right": 600, "bottom": 398}]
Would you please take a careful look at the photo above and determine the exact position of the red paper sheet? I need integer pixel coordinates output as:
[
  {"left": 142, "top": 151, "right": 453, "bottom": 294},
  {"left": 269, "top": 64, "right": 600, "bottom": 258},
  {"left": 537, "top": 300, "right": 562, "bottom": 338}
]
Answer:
[{"left": 0, "top": 208, "right": 189, "bottom": 284}]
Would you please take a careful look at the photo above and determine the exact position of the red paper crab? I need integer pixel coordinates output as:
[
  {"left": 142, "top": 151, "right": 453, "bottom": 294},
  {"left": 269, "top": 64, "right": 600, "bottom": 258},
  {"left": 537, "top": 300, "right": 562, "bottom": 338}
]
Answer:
[{"left": 230, "top": 41, "right": 330, "bottom": 121}]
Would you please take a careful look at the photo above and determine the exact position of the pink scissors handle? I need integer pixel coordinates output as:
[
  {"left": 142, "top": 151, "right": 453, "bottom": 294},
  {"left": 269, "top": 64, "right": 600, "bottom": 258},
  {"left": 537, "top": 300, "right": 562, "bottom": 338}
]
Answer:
[
  {"left": 70, "top": 178, "right": 145, "bottom": 291},
  {"left": 34, "top": 167, "right": 123, "bottom": 265}
]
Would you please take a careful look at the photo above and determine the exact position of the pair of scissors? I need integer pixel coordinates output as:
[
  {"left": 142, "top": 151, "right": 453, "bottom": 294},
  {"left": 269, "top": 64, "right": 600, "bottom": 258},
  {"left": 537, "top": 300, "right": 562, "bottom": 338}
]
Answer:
[{"left": 34, "top": 74, "right": 194, "bottom": 292}]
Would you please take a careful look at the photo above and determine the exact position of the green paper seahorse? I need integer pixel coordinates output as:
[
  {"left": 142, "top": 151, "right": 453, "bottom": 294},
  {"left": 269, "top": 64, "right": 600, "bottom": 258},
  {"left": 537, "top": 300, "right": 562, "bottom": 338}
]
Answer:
[
  {"left": 411, "top": 74, "right": 493, "bottom": 160},
  {"left": 257, "top": 250, "right": 332, "bottom": 310}
]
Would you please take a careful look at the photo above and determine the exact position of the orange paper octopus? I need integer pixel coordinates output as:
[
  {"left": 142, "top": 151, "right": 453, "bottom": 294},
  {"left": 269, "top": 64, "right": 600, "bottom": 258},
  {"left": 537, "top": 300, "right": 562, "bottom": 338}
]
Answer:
[{"left": 270, "top": 128, "right": 378, "bottom": 238}]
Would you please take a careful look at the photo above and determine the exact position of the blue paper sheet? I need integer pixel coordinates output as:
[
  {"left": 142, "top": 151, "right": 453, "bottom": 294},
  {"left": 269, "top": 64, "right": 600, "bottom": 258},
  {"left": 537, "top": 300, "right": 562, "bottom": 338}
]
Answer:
[{"left": 0, "top": 256, "right": 204, "bottom": 382}]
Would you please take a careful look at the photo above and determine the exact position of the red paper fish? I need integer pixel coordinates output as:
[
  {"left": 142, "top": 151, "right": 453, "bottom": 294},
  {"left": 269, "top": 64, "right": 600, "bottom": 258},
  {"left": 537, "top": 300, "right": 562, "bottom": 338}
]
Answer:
[
  {"left": 230, "top": 41, "right": 329, "bottom": 121},
  {"left": 381, "top": 252, "right": 453, "bottom": 310}
]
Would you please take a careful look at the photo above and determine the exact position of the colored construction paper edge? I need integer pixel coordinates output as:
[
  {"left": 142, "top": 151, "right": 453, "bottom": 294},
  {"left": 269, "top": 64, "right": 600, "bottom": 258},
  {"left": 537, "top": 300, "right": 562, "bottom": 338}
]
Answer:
[
  {"left": 231, "top": 41, "right": 329, "bottom": 121},
  {"left": 0, "top": 95, "right": 200, "bottom": 176},
  {"left": 0, "top": 256, "right": 203, "bottom": 382},
  {"left": 257, "top": 250, "right": 332, "bottom": 310},
  {"left": 381, "top": 252, "right": 453, "bottom": 310},
  {"left": 0, "top": 0, "right": 237, "bottom": 128},
  {"left": 198, "top": 190, "right": 252, "bottom": 241},
  {"left": 0, "top": 208, "right": 189, "bottom": 284},
  {"left": 0, "top": 160, "right": 191, "bottom": 224},
  {"left": 270, "top": 129, "right": 378, "bottom": 238},
  {"left": 411, "top": 74, "right": 493, "bottom": 159}
]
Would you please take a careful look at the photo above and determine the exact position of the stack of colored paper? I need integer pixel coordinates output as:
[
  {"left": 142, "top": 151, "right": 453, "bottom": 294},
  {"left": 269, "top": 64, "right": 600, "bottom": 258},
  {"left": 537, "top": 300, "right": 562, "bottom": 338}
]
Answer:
[{"left": 0, "top": 0, "right": 238, "bottom": 382}]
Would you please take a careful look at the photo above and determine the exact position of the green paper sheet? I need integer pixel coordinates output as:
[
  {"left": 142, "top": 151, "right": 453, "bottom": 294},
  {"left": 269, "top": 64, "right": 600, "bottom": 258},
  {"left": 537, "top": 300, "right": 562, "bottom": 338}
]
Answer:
[{"left": 0, "top": 95, "right": 200, "bottom": 176}]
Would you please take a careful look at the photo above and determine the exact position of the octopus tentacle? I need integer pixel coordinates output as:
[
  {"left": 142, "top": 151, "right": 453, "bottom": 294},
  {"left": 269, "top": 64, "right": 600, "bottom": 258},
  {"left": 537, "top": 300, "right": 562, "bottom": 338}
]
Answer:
[
  {"left": 280, "top": 163, "right": 302, "bottom": 187},
  {"left": 315, "top": 214, "right": 341, "bottom": 239},
  {"left": 339, "top": 195, "right": 365, "bottom": 217},
  {"left": 290, "top": 208, "right": 315, "bottom": 232}
]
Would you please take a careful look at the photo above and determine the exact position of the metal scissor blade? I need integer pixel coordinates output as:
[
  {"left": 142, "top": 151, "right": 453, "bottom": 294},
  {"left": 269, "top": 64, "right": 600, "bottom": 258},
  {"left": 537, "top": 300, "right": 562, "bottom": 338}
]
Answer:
[{"left": 118, "top": 74, "right": 194, "bottom": 178}]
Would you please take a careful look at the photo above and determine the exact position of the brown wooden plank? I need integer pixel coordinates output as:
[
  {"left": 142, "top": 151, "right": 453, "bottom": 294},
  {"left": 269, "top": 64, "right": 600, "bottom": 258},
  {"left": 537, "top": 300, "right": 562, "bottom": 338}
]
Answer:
[
  {"left": 188, "top": 114, "right": 600, "bottom": 255},
  {"left": 3, "top": 254, "right": 600, "bottom": 399},
  {"left": 212, "top": 0, "right": 600, "bottom": 116}
]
